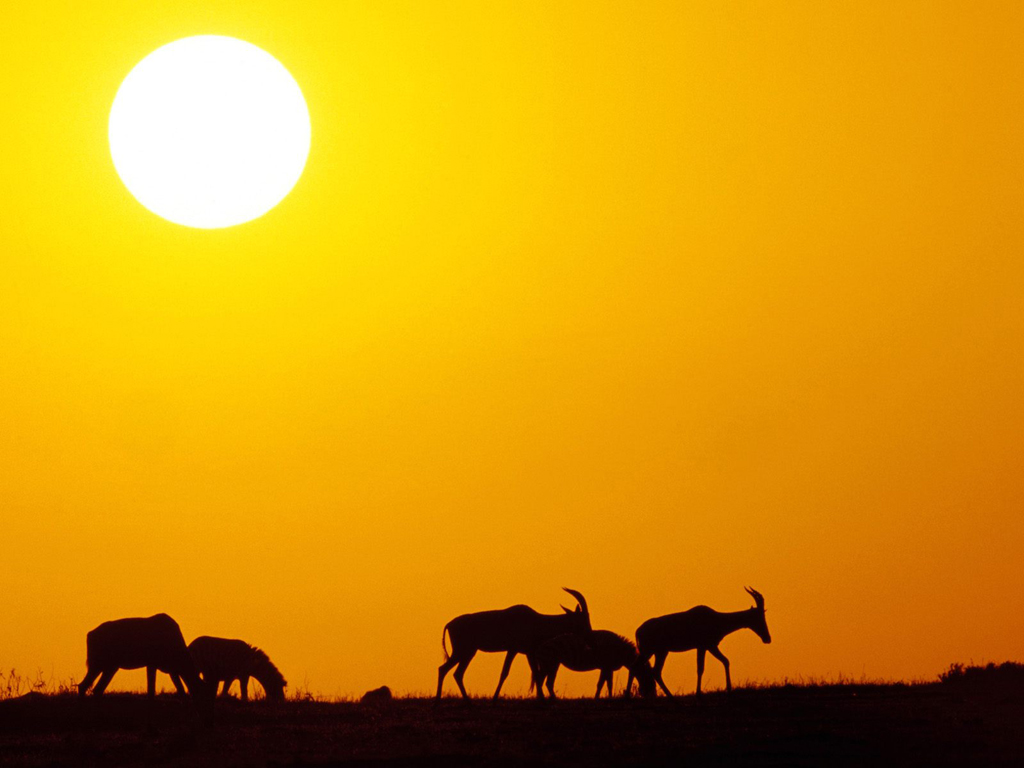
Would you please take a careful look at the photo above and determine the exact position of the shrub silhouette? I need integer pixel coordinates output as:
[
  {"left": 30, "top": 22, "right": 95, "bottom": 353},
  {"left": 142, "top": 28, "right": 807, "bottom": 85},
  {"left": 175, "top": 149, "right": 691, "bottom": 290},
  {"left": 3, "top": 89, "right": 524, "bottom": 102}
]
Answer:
[{"left": 939, "top": 661, "right": 1024, "bottom": 691}]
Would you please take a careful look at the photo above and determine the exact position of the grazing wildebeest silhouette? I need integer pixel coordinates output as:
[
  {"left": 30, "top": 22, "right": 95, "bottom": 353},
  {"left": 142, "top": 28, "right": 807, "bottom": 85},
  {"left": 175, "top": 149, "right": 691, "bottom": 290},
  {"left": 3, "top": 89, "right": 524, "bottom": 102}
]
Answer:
[
  {"left": 78, "top": 613, "right": 206, "bottom": 699},
  {"left": 629, "top": 587, "right": 771, "bottom": 697},
  {"left": 531, "top": 630, "right": 656, "bottom": 699},
  {"left": 436, "top": 588, "right": 591, "bottom": 700},
  {"left": 176, "top": 636, "right": 287, "bottom": 701}
]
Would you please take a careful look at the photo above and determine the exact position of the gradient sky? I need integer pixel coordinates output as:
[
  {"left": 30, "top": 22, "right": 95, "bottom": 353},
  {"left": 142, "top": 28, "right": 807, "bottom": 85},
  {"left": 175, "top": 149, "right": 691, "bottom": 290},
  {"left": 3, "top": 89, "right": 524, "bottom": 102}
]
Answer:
[{"left": 2, "top": 1, "right": 1022, "bottom": 697}]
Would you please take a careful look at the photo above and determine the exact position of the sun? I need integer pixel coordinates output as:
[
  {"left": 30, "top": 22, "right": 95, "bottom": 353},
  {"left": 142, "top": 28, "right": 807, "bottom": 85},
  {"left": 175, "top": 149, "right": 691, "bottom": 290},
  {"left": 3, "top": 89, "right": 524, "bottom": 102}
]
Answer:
[{"left": 109, "top": 36, "right": 311, "bottom": 229}]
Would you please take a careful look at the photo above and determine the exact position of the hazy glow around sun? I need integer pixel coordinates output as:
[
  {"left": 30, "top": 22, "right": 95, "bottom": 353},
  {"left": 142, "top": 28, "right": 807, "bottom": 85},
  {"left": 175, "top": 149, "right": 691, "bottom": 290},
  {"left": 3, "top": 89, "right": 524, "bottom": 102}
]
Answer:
[{"left": 109, "top": 36, "right": 311, "bottom": 229}]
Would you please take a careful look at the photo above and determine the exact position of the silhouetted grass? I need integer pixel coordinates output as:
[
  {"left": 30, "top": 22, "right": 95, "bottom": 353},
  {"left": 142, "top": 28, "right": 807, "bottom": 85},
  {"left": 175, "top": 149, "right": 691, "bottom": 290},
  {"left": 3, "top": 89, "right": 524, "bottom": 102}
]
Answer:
[
  {"left": 0, "top": 666, "right": 1020, "bottom": 766},
  {"left": 739, "top": 672, "right": 901, "bottom": 690},
  {"left": 0, "top": 668, "right": 77, "bottom": 700}
]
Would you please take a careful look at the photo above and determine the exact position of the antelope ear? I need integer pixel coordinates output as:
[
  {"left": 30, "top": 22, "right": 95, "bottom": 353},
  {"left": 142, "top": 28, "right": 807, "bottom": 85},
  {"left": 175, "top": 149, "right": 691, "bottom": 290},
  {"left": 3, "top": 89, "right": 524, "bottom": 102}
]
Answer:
[
  {"left": 575, "top": 605, "right": 582, "bottom": 613},
  {"left": 561, "top": 605, "right": 573, "bottom": 614}
]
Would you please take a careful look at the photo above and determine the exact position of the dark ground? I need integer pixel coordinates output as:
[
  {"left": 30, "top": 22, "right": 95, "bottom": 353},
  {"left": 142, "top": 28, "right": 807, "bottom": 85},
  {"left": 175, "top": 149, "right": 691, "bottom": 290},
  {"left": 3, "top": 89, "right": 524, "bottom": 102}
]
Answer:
[{"left": 0, "top": 683, "right": 1021, "bottom": 767}]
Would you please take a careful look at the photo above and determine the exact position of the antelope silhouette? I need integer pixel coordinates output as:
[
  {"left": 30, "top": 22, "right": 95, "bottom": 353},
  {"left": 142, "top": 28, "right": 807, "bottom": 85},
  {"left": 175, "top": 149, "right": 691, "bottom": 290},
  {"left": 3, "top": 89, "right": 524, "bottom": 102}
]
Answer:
[
  {"left": 436, "top": 588, "right": 591, "bottom": 700},
  {"left": 77, "top": 613, "right": 209, "bottom": 701},
  {"left": 174, "top": 636, "right": 288, "bottom": 701},
  {"left": 628, "top": 587, "right": 771, "bottom": 697},
  {"left": 531, "top": 629, "right": 656, "bottom": 699}
]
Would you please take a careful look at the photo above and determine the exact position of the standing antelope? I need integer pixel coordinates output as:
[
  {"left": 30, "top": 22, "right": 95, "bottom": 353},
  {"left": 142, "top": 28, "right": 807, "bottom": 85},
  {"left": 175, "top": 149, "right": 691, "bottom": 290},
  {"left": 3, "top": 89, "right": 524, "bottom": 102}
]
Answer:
[
  {"left": 531, "top": 630, "right": 657, "bottom": 699},
  {"left": 177, "top": 636, "right": 288, "bottom": 701},
  {"left": 436, "top": 588, "right": 591, "bottom": 700},
  {"left": 629, "top": 587, "right": 771, "bottom": 697},
  {"left": 78, "top": 613, "right": 208, "bottom": 700}
]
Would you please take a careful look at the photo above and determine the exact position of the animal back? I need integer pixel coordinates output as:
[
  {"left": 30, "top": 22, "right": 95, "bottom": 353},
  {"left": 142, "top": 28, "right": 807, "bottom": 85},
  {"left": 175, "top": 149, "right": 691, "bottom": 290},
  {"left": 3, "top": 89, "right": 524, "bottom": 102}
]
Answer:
[
  {"left": 85, "top": 614, "right": 191, "bottom": 673},
  {"left": 447, "top": 605, "right": 542, "bottom": 653},
  {"left": 637, "top": 606, "right": 723, "bottom": 653},
  {"left": 188, "top": 636, "right": 256, "bottom": 679}
]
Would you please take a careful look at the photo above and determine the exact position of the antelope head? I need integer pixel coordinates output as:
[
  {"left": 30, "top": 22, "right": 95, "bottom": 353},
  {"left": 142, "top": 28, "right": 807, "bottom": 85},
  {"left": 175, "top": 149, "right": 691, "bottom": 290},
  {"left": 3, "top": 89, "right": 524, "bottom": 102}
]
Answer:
[
  {"left": 745, "top": 587, "right": 771, "bottom": 644},
  {"left": 630, "top": 658, "right": 657, "bottom": 699},
  {"left": 560, "top": 587, "right": 592, "bottom": 632}
]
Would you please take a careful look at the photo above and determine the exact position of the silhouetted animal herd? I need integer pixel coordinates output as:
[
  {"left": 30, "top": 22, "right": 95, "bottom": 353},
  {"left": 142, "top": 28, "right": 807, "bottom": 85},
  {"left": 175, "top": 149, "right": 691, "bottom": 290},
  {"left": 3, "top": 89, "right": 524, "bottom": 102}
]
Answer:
[
  {"left": 438, "top": 587, "right": 770, "bottom": 700},
  {"left": 78, "top": 614, "right": 286, "bottom": 708},
  {"left": 77, "top": 587, "right": 770, "bottom": 705}
]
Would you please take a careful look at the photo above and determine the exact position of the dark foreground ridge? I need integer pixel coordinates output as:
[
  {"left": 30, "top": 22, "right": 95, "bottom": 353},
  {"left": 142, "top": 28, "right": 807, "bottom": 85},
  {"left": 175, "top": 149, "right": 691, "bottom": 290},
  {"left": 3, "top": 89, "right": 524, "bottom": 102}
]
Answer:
[{"left": 1, "top": 681, "right": 1021, "bottom": 767}]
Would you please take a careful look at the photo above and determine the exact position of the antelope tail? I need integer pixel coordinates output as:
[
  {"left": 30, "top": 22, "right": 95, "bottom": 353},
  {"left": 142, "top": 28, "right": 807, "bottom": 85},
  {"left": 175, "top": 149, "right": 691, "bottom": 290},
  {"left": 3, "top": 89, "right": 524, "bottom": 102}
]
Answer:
[{"left": 441, "top": 623, "right": 451, "bottom": 663}]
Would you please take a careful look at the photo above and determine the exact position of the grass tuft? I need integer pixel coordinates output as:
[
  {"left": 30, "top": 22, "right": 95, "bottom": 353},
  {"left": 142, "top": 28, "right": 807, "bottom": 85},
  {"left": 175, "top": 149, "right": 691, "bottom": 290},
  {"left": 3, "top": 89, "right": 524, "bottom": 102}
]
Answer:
[{"left": 1, "top": 668, "right": 77, "bottom": 700}]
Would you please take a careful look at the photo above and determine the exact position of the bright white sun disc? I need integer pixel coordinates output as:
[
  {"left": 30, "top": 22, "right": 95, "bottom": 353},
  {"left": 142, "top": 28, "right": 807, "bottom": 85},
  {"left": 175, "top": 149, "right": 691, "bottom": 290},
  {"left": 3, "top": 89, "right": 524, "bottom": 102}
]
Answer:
[{"left": 109, "top": 36, "right": 311, "bottom": 228}]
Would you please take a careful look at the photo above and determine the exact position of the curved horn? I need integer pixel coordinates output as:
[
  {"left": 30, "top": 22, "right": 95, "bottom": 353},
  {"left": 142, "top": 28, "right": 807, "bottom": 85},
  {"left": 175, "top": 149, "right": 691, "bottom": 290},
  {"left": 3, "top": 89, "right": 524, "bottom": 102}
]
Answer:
[
  {"left": 562, "top": 587, "right": 589, "bottom": 615},
  {"left": 745, "top": 586, "right": 765, "bottom": 609}
]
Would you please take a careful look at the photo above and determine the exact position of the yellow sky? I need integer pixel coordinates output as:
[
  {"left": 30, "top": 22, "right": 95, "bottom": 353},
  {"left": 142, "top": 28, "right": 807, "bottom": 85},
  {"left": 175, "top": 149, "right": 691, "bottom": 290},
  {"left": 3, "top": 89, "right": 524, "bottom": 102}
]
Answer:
[{"left": 1, "top": 1, "right": 1022, "bottom": 697}]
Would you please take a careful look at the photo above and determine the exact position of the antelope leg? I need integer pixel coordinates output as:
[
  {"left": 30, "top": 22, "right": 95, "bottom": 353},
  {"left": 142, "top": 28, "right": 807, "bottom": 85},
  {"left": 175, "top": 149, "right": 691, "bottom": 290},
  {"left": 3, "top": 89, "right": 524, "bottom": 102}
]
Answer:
[
  {"left": 708, "top": 646, "right": 731, "bottom": 692},
  {"left": 492, "top": 651, "right": 517, "bottom": 700}
]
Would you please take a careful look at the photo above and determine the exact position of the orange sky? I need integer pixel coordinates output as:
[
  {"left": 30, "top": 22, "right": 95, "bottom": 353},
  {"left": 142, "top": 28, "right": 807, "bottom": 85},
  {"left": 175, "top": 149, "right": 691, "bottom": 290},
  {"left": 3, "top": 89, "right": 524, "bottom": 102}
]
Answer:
[{"left": 1, "top": 1, "right": 1022, "bottom": 697}]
